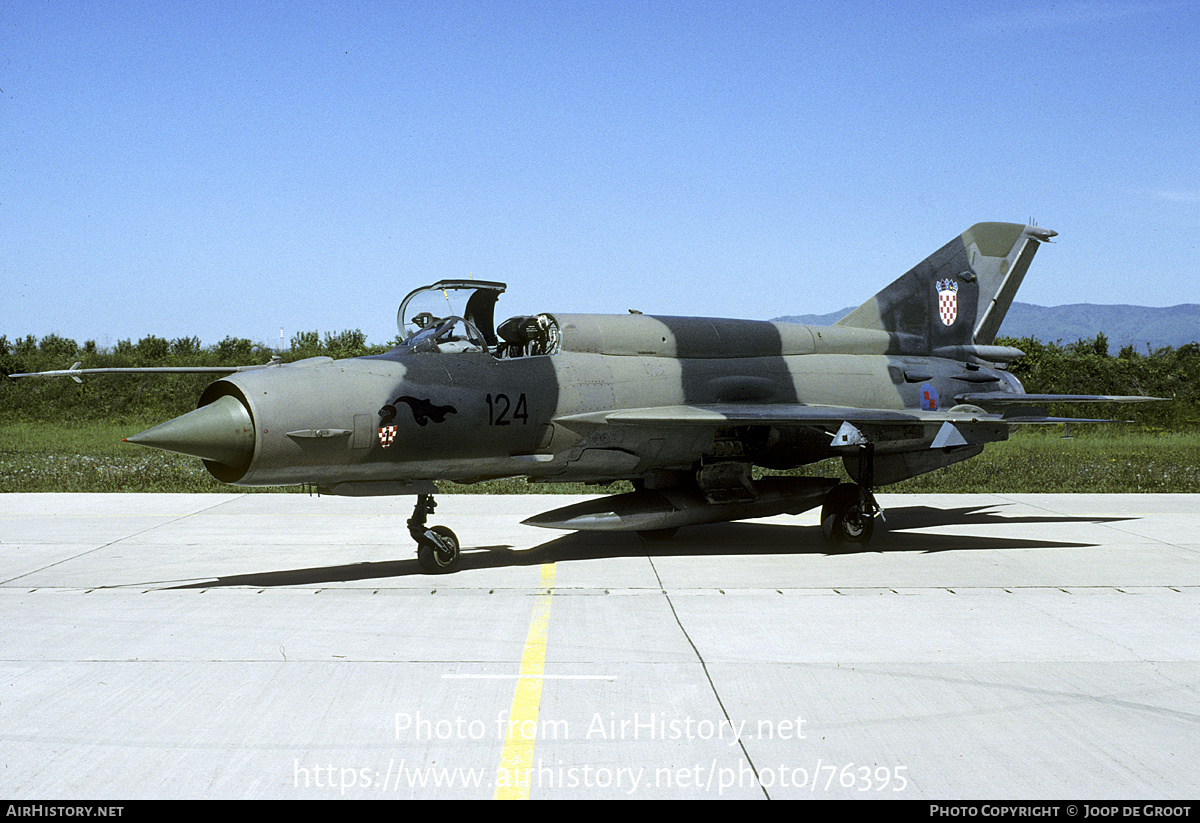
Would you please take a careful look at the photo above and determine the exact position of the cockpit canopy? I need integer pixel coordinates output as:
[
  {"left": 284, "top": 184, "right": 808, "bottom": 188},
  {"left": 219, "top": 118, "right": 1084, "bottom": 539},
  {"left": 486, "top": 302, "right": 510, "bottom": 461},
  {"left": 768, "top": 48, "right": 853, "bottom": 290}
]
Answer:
[
  {"left": 396, "top": 279, "right": 560, "bottom": 357},
  {"left": 398, "top": 279, "right": 505, "bottom": 345}
]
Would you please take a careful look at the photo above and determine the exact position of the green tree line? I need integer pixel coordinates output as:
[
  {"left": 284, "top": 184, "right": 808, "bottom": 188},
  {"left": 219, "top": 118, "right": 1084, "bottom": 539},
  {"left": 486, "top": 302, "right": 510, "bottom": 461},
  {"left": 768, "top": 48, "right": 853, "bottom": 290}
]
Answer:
[
  {"left": 997, "top": 334, "right": 1200, "bottom": 429},
  {"left": 2, "top": 330, "right": 1197, "bottom": 428},
  {"left": 0, "top": 330, "right": 393, "bottom": 423}
]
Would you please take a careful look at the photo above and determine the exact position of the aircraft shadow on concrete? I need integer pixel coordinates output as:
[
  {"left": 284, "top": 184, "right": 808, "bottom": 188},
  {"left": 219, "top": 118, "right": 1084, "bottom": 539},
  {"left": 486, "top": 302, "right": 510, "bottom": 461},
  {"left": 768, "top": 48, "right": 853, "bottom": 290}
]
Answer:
[{"left": 164, "top": 503, "right": 1134, "bottom": 588}]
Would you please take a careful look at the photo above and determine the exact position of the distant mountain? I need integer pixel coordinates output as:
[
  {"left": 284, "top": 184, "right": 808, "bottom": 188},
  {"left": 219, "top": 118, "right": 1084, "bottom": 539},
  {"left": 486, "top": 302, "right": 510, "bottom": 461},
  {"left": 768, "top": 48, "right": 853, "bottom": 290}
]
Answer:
[
  {"left": 773, "top": 302, "right": 1200, "bottom": 354},
  {"left": 774, "top": 309, "right": 857, "bottom": 328}
]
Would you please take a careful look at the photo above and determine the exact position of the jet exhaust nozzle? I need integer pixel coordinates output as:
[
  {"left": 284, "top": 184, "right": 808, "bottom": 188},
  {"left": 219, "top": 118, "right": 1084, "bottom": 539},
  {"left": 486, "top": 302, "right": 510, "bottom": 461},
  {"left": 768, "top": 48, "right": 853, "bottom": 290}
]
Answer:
[{"left": 124, "top": 394, "right": 255, "bottom": 468}]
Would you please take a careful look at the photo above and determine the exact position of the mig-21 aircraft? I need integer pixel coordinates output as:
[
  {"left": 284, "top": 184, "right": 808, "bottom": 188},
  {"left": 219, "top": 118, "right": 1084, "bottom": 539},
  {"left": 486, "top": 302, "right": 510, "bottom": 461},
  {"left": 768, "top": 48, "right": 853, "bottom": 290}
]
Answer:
[{"left": 16, "top": 222, "right": 1158, "bottom": 572}]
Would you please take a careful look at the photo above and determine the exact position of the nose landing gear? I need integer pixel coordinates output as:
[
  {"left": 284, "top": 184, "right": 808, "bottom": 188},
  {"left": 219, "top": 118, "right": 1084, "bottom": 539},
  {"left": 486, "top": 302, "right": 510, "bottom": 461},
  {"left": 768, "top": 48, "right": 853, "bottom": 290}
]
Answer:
[{"left": 409, "top": 493, "right": 461, "bottom": 573}]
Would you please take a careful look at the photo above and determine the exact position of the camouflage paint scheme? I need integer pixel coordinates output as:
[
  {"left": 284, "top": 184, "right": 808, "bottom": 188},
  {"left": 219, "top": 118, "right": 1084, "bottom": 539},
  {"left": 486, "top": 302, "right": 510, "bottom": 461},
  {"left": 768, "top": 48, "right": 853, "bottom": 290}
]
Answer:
[
  {"left": 190, "top": 224, "right": 1039, "bottom": 480},
  {"left": 18, "top": 222, "right": 1158, "bottom": 570}
]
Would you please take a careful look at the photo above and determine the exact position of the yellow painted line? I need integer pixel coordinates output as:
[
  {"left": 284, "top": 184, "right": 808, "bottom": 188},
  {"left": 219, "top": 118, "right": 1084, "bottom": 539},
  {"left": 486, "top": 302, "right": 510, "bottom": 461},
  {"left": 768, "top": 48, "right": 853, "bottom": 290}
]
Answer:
[{"left": 494, "top": 562, "right": 556, "bottom": 800}]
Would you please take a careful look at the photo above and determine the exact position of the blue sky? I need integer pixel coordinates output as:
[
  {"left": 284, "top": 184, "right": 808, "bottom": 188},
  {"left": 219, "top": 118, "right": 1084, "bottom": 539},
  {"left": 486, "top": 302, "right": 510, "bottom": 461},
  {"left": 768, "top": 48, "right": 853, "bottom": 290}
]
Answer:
[{"left": 4, "top": 0, "right": 1198, "bottom": 349}]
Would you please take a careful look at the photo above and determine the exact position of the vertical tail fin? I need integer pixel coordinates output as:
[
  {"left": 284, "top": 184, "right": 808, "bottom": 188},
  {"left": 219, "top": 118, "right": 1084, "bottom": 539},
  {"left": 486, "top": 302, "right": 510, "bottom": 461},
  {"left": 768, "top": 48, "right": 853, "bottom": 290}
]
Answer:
[{"left": 836, "top": 222, "right": 1056, "bottom": 353}]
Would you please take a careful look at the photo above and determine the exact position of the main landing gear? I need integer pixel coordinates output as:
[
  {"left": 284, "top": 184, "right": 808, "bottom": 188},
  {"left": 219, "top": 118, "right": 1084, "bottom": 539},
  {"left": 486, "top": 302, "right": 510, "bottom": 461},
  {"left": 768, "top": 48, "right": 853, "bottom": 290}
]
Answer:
[
  {"left": 409, "top": 493, "right": 461, "bottom": 573},
  {"left": 821, "top": 441, "right": 881, "bottom": 549},
  {"left": 820, "top": 482, "right": 879, "bottom": 548}
]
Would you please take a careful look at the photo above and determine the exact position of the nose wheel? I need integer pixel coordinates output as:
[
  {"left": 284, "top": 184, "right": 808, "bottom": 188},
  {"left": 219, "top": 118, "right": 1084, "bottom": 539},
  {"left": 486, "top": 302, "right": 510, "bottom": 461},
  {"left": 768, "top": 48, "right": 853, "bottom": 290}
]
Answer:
[{"left": 409, "top": 494, "right": 461, "bottom": 573}]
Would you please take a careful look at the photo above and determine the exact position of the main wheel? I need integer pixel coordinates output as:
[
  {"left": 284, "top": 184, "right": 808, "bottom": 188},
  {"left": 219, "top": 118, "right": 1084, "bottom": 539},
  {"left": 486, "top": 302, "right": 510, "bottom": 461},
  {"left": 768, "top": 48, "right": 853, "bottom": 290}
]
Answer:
[
  {"left": 821, "top": 483, "right": 875, "bottom": 548},
  {"left": 417, "top": 525, "right": 461, "bottom": 573}
]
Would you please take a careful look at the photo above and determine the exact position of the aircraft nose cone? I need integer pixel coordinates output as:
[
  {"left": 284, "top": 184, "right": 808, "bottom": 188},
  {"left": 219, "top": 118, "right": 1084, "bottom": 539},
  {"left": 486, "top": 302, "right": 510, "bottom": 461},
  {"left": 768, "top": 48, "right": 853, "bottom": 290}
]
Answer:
[{"left": 124, "top": 394, "right": 255, "bottom": 467}]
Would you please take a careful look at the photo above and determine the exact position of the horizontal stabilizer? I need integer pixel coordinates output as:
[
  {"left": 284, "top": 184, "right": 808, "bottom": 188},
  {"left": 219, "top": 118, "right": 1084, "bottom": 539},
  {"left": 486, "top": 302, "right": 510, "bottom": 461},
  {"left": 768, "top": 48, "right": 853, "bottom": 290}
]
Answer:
[
  {"left": 956, "top": 392, "right": 1164, "bottom": 408},
  {"left": 999, "top": 414, "right": 1130, "bottom": 424}
]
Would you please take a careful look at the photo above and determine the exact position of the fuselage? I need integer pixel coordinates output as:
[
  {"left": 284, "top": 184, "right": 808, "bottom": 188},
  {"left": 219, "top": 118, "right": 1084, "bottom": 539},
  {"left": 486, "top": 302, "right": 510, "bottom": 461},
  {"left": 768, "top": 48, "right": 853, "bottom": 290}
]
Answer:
[{"left": 193, "top": 313, "right": 1016, "bottom": 490}]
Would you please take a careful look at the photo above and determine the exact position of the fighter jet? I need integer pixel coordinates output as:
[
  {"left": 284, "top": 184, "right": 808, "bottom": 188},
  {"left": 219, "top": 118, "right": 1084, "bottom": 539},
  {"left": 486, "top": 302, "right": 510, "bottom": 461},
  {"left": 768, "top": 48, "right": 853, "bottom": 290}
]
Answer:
[{"left": 16, "top": 222, "right": 1158, "bottom": 572}]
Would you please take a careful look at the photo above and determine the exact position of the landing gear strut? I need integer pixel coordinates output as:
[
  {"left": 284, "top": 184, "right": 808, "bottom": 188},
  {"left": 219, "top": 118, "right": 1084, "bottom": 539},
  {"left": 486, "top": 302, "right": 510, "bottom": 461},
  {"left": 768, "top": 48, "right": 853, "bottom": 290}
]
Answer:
[
  {"left": 822, "top": 442, "right": 881, "bottom": 548},
  {"left": 409, "top": 493, "right": 461, "bottom": 573}
]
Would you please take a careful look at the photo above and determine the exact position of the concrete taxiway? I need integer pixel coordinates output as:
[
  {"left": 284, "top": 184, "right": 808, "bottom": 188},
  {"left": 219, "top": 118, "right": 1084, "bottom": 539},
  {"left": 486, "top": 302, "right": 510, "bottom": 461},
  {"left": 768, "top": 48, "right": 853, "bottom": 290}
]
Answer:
[{"left": 1, "top": 492, "right": 1198, "bottom": 799}]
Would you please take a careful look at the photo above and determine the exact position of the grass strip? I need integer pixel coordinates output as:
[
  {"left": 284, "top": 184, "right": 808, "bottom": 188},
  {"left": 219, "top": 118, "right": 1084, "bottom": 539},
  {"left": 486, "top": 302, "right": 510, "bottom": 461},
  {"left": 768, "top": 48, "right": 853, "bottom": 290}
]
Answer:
[{"left": 2, "top": 422, "right": 1196, "bottom": 494}]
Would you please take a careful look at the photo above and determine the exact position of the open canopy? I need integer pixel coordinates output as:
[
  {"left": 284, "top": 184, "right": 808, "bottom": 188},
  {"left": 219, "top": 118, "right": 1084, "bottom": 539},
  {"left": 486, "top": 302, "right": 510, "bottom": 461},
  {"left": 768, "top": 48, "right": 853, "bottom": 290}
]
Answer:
[{"left": 396, "top": 280, "right": 507, "bottom": 347}]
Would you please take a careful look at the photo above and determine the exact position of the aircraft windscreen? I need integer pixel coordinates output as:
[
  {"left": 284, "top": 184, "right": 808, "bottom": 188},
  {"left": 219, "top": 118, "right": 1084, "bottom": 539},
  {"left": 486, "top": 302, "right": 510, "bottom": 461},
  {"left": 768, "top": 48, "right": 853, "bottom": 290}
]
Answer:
[
  {"left": 400, "top": 289, "right": 473, "bottom": 341},
  {"left": 401, "top": 316, "right": 487, "bottom": 353}
]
